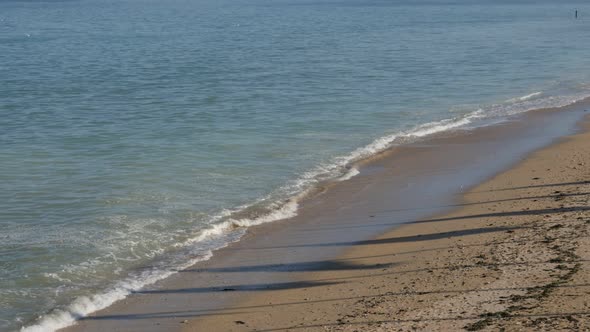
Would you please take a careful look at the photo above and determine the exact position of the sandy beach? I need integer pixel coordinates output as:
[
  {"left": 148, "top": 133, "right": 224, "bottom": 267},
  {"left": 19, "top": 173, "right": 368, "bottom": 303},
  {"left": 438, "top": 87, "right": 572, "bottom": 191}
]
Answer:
[
  {"left": 179, "top": 116, "right": 590, "bottom": 331},
  {"left": 62, "top": 106, "right": 590, "bottom": 332},
  {"left": 10, "top": 1, "right": 590, "bottom": 330}
]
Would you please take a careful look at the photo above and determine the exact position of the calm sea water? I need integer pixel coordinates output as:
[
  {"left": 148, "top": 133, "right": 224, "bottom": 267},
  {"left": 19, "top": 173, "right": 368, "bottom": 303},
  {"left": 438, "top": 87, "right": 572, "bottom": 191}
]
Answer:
[{"left": 2, "top": 0, "right": 590, "bottom": 330}]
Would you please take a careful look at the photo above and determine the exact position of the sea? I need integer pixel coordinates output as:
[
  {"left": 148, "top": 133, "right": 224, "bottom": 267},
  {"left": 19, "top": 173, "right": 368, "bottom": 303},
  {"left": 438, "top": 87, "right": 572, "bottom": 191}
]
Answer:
[{"left": 2, "top": 0, "right": 590, "bottom": 330}]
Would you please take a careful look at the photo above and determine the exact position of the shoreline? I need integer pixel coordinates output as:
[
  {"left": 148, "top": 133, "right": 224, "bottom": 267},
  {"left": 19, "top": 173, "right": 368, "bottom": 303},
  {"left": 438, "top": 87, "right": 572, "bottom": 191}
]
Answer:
[
  {"left": 185, "top": 114, "right": 590, "bottom": 332},
  {"left": 59, "top": 103, "right": 590, "bottom": 332}
]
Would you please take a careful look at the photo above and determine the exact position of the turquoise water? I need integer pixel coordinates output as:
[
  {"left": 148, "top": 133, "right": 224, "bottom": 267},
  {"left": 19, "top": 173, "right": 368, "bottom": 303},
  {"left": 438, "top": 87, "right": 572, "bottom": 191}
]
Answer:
[{"left": 2, "top": 0, "right": 590, "bottom": 330}]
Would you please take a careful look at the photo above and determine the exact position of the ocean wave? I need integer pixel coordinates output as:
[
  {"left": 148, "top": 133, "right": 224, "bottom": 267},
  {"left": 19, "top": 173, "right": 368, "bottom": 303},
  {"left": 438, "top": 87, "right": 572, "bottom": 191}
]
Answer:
[
  {"left": 21, "top": 112, "right": 481, "bottom": 331},
  {"left": 20, "top": 89, "right": 590, "bottom": 332},
  {"left": 506, "top": 91, "right": 543, "bottom": 103},
  {"left": 20, "top": 201, "right": 299, "bottom": 332},
  {"left": 21, "top": 249, "right": 215, "bottom": 332}
]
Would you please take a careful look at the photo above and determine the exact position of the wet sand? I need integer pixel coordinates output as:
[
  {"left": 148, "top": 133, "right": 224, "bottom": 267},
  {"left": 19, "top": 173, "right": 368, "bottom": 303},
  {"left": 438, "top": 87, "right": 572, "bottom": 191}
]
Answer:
[{"left": 64, "top": 104, "right": 590, "bottom": 332}]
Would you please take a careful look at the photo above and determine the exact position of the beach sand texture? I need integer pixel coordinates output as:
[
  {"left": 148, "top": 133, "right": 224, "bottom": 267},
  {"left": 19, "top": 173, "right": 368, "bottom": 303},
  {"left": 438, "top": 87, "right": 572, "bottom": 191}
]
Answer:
[{"left": 175, "top": 118, "right": 590, "bottom": 331}]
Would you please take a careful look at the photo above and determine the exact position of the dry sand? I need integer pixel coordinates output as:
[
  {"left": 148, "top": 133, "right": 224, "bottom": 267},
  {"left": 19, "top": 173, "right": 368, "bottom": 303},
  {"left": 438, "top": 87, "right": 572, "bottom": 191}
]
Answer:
[{"left": 181, "top": 118, "right": 590, "bottom": 331}]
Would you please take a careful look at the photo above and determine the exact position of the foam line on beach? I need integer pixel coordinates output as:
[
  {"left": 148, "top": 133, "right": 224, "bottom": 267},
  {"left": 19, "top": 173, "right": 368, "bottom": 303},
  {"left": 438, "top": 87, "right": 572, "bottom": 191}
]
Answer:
[{"left": 19, "top": 91, "right": 590, "bottom": 332}]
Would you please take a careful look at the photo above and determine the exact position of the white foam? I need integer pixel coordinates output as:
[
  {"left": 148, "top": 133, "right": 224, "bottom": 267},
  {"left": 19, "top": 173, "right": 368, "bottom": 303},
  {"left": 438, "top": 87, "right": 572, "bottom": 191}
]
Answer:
[
  {"left": 341, "top": 112, "right": 479, "bottom": 166},
  {"left": 338, "top": 167, "right": 360, "bottom": 181},
  {"left": 42, "top": 273, "right": 71, "bottom": 283},
  {"left": 20, "top": 201, "right": 301, "bottom": 332},
  {"left": 486, "top": 90, "right": 589, "bottom": 119},
  {"left": 21, "top": 249, "right": 214, "bottom": 332},
  {"left": 507, "top": 91, "right": 543, "bottom": 103},
  {"left": 181, "top": 200, "right": 299, "bottom": 246},
  {"left": 231, "top": 200, "right": 299, "bottom": 227}
]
